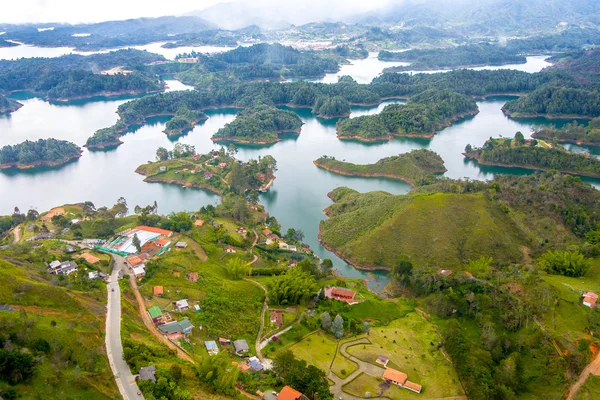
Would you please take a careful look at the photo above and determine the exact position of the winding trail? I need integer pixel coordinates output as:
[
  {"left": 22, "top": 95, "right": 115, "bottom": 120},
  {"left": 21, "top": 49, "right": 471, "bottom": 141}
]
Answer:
[
  {"left": 244, "top": 277, "right": 269, "bottom": 363},
  {"left": 12, "top": 226, "right": 20, "bottom": 244}
]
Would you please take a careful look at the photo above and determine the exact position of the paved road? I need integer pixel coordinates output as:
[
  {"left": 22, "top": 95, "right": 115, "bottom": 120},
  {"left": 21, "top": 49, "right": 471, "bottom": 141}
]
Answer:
[{"left": 106, "top": 255, "right": 143, "bottom": 400}]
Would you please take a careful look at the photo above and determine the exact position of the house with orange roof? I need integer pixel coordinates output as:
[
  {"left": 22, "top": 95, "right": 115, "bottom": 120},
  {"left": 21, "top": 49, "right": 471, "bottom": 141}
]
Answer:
[
  {"left": 277, "top": 386, "right": 303, "bottom": 400},
  {"left": 194, "top": 219, "right": 205, "bottom": 227},
  {"left": 438, "top": 269, "right": 452, "bottom": 276},
  {"left": 186, "top": 272, "right": 199, "bottom": 282},
  {"left": 583, "top": 292, "right": 598, "bottom": 308},
  {"left": 126, "top": 255, "right": 145, "bottom": 267},
  {"left": 382, "top": 367, "right": 422, "bottom": 394},
  {"left": 323, "top": 286, "right": 358, "bottom": 305},
  {"left": 131, "top": 226, "right": 173, "bottom": 237},
  {"left": 153, "top": 286, "right": 164, "bottom": 297},
  {"left": 155, "top": 239, "right": 171, "bottom": 248}
]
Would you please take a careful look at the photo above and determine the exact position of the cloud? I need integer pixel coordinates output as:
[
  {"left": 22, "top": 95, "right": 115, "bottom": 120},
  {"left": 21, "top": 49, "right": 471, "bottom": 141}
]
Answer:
[{"left": 2, "top": 0, "right": 391, "bottom": 24}]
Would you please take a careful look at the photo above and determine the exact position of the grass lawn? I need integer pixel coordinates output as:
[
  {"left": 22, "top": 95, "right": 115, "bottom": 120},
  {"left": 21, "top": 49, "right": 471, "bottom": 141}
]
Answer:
[
  {"left": 286, "top": 330, "right": 339, "bottom": 372},
  {"left": 576, "top": 375, "right": 600, "bottom": 400},
  {"left": 215, "top": 217, "right": 245, "bottom": 242},
  {"left": 346, "top": 312, "right": 464, "bottom": 398},
  {"left": 263, "top": 322, "right": 314, "bottom": 358},
  {"left": 331, "top": 342, "right": 359, "bottom": 379}
]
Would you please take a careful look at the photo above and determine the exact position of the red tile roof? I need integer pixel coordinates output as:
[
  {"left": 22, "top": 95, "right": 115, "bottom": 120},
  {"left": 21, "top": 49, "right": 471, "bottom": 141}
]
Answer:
[
  {"left": 270, "top": 311, "right": 283, "bottom": 326},
  {"left": 331, "top": 287, "right": 355, "bottom": 299},
  {"left": 404, "top": 380, "right": 422, "bottom": 393},
  {"left": 383, "top": 368, "right": 408, "bottom": 385},
  {"left": 153, "top": 286, "right": 163, "bottom": 296},
  {"left": 278, "top": 386, "right": 303, "bottom": 400},
  {"left": 132, "top": 226, "right": 173, "bottom": 236}
]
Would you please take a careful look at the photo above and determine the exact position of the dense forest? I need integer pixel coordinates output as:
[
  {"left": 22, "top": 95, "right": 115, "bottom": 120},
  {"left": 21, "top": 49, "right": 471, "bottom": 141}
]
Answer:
[
  {"left": 175, "top": 43, "right": 341, "bottom": 88},
  {"left": 379, "top": 44, "right": 526, "bottom": 70},
  {"left": 0, "top": 139, "right": 82, "bottom": 168},
  {"left": 503, "top": 85, "right": 600, "bottom": 118},
  {"left": 0, "top": 49, "right": 165, "bottom": 100},
  {"left": 164, "top": 108, "right": 208, "bottom": 136},
  {"left": 213, "top": 105, "right": 302, "bottom": 143},
  {"left": 547, "top": 48, "right": 600, "bottom": 78},
  {"left": 312, "top": 95, "right": 351, "bottom": 118},
  {"left": 532, "top": 119, "right": 600, "bottom": 145},
  {"left": 464, "top": 136, "right": 600, "bottom": 177},
  {"left": 336, "top": 89, "right": 478, "bottom": 140},
  {"left": 314, "top": 149, "right": 446, "bottom": 186}
]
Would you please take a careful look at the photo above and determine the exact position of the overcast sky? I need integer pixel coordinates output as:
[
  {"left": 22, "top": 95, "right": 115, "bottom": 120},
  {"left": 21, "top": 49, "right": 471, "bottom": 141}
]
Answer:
[{"left": 3, "top": 0, "right": 392, "bottom": 24}]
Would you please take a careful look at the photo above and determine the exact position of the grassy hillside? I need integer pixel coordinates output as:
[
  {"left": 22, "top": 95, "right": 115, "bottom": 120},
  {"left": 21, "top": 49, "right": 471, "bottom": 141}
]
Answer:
[
  {"left": 320, "top": 172, "right": 600, "bottom": 269},
  {"left": 314, "top": 149, "right": 446, "bottom": 187},
  {"left": 0, "top": 256, "right": 118, "bottom": 399}
]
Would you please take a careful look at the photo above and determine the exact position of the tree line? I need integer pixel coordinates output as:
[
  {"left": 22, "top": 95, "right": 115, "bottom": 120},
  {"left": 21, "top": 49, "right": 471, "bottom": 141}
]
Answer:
[{"left": 0, "top": 139, "right": 81, "bottom": 167}]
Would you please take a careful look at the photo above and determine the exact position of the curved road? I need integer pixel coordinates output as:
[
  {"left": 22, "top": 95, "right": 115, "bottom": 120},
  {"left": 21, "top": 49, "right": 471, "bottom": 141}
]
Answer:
[{"left": 106, "top": 255, "right": 143, "bottom": 400}]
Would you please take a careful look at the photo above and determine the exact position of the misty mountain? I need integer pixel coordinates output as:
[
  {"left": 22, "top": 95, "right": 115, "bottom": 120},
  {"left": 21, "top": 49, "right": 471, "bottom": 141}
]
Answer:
[
  {"left": 353, "top": 0, "right": 600, "bottom": 34},
  {"left": 187, "top": 2, "right": 292, "bottom": 30}
]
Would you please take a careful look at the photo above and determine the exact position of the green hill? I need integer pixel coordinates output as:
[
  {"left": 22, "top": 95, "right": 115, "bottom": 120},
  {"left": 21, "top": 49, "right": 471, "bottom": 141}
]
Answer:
[
  {"left": 320, "top": 173, "right": 600, "bottom": 269},
  {"left": 314, "top": 149, "right": 446, "bottom": 187},
  {"left": 0, "top": 255, "right": 117, "bottom": 399}
]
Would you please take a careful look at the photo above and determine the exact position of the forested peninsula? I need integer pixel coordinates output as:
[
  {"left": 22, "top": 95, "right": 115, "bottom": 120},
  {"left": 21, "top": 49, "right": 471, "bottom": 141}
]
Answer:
[
  {"left": 212, "top": 105, "right": 303, "bottom": 144},
  {"left": 532, "top": 119, "right": 600, "bottom": 146},
  {"left": 319, "top": 172, "right": 600, "bottom": 270},
  {"left": 502, "top": 85, "right": 600, "bottom": 119},
  {"left": 464, "top": 135, "right": 600, "bottom": 178},
  {"left": 0, "top": 95, "right": 22, "bottom": 114},
  {"left": 379, "top": 44, "right": 526, "bottom": 71},
  {"left": 314, "top": 149, "right": 446, "bottom": 187},
  {"left": 0, "top": 139, "right": 82, "bottom": 169},
  {"left": 0, "top": 49, "right": 165, "bottom": 102},
  {"left": 336, "top": 90, "right": 478, "bottom": 141},
  {"left": 163, "top": 108, "right": 208, "bottom": 137}
]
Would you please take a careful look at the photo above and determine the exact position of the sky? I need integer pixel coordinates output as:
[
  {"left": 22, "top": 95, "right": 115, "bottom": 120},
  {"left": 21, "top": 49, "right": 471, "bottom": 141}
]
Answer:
[{"left": 3, "top": 0, "right": 392, "bottom": 25}]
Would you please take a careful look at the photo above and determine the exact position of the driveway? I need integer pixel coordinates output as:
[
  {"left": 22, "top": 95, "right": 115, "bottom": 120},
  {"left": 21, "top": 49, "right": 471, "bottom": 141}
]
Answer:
[{"left": 106, "top": 255, "right": 144, "bottom": 400}]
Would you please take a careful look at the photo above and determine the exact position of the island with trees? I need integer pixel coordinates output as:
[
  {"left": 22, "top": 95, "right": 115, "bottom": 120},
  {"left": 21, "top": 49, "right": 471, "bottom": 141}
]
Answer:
[
  {"left": 163, "top": 108, "right": 208, "bottom": 137},
  {"left": 531, "top": 119, "right": 600, "bottom": 146},
  {"left": 0, "top": 139, "right": 82, "bottom": 169},
  {"left": 212, "top": 105, "right": 303, "bottom": 144},
  {"left": 314, "top": 149, "right": 446, "bottom": 187},
  {"left": 464, "top": 134, "right": 600, "bottom": 178},
  {"left": 336, "top": 90, "right": 478, "bottom": 141},
  {"left": 379, "top": 44, "right": 527, "bottom": 71},
  {"left": 502, "top": 85, "right": 600, "bottom": 119},
  {"left": 312, "top": 95, "right": 351, "bottom": 118},
  {"left": 0, "top": 95, "right": 22, "bottom": 114},
  {"left": 0, "top": 49, "right": 166, "bottom": 102},
  {"left": 136, "top": 144, "right": 278, "bottom": 196}
]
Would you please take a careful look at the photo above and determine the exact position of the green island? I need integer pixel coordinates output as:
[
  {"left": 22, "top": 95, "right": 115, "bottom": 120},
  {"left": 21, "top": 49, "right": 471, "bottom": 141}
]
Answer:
[
  {"left": 86, "top": 68, "right": 580, "bottom": 149},
  {"left": 329, "top": 44, "right": 369, "bottom": 60},
  {"left": 0, "top": 38, "right": 18, "bottom": 48},
  {"left": 502, "top": 85, "right": 600, "bottom": 119},
  {"left": 464, "top": 134, "right": 600, "bottom": 178},
  {"left": 0, "top": 94, "right": 22, "bottom": 114},
  {"left": 312, "top": 95, "right": 351, "bottom": 118},
  {"left": 136, "top": 144, "right": 277, "bottom": 195},
  {"left": 212, "top": 105, "right": 303, "bottom": 144},
  {"left": 336, "top": 89, "right": 478, "bottom": 141},
  {"left": 163, "top": 107, "right": 208, "bottom": 137},
  {"left": 0, "top": 49, "right": 166, "bottom": 102},
  {"left": 0, "top": 139, "right": 82, "bottom": 170},
  {"left": 314, "top": 149, "right": 446, "bottom": 187},
  {"left": 174, "top": 43, "right": 341, "bottom": 89},
  {"left": 532, "top": 119, "right": 600, "bottom": 146},
  {"left": 379, "top": 44, "right": 527, "bottom": 71}
]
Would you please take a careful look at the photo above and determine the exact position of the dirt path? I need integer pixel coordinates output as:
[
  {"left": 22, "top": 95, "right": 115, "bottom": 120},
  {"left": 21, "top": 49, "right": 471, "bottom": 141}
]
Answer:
[
  {"left": 564, "top": 355, "right": 600, "bottom": 400},
  {"left": 108, "top": 252, "right": 197, "bottom": 365},
  {"left": 244, "top": 278, "right": 269, "bottom": 364},
  {"left": 12, "top": 226, "right": 20, "bottom": 244}
]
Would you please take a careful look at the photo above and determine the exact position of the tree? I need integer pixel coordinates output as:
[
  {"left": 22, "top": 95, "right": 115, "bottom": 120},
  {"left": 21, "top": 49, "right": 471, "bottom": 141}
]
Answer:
[
  {"left": 172, "top": 143, "right": 195, "bottom": 158},
  {"left": 514, "top": 131, "right": 525, "bottom": 145},
  {"left": 538, "top": 250, "right": 591, "bottom": 277},
  {"left": 266, "top": 268, "right": 317, "bottom": 305},
  {"left": 227, "top": 143, "right": 238, "bottom": 157},
  {"left": 321, "top": 259, "right": 334, "bottom": 276},
  {"left": 26, "top": 209, "right": 39, "bottom": 221},
  {"left": 273, "top": 349, "right": 296, "bottom": 378},
  {"left": 170, "top": 365, "right": 183, "bottom": 382},
  {"left": 321, "top": 312, "right": 332, "bottom": 331},
  {"left": 225, "top": 257, "right": 251, "bottom": 280},
  {"left": 260, "top": 154, "right": 278, "bottom": 174},
  {"left": 391, "top": 255, "right": 413, "bottom": 279},
  {"left": 83, "top": 201, "right": 96, "bottom": 216},
  {"left": 111, "top": 197, "right": 128, "bottom": 217},
  {"left": 156, "top": 146, "right": 170, "bottom": 161},
  {"left": 248, "top": 189, "right": 259, "bottom": 205},
  {"left": 132, "top": 233, "right": 141, "bottom": 253},
  {"left": 332, "top": 314, "right": 344, "bottom": 339}
]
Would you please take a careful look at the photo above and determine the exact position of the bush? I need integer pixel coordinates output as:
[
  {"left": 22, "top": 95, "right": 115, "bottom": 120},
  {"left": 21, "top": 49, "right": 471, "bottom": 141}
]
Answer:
[{"left": 537, "top": 250, "right": 592, "bottom": 277}]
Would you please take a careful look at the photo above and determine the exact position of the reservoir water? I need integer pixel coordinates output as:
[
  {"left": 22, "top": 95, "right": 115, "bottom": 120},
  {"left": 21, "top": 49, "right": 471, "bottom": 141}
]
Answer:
[{"left": 0, "top": 49, "right": 574, "bottom": 292}]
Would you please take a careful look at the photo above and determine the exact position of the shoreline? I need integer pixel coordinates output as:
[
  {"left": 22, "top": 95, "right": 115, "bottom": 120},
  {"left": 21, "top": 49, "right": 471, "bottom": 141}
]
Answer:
[
  {"left": 463, "top": 153, "right": 600, "bottom": 178},
  {"left": 163, "top": 116, "right": 209, "bottom": 137},
  {"left": 336, "top": 109, "right": 479, "bottom": 142},
  {"left": 0, "top": 151, "right": 82, "bottom": 170},
  {"left": 314, "top": 160, "right": 448, "bottom": 187},
  {"left": 139, "top": 174, "right": 224, "bottom": 196},
  {"left": 49, "top": 88, "right": 164, "bottom": 103},
  {"left": 84, "top": 140, "right": 124, "bottom": 150},
  {"left": 380, "top": 59, "right": 528, "bottom": 72},
  {"left": 530, "top": 133, "right": 600, "bottom": 147},
  {"left": 502, "top": 108, "right": 595, "bottom": 120},
  {"left": 318, "top": 223, "right": 390, "bottom": 272},
  {"left": 0, "top": 100, "right": 23, "bottom": 114},
  {"left": 211, "top": 128, "right": 302, "bottom": 144}
]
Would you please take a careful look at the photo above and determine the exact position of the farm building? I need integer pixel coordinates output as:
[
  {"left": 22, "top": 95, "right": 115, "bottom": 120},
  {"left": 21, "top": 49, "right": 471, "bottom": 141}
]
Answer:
[
  {"left": 382, "top": 368, "right": 422, "bottom": 394},
  {"left": 204, "top": 341, "right": 219, "bottom": 355},
  {"left": 323, "top": 286, "right": 358, "bottom": 305},
  {"left": 233, "top": 339, "right": 249, "bottom": 355},
  {"left": 583, "top": 292, "right": 598, "bottom": 308}
]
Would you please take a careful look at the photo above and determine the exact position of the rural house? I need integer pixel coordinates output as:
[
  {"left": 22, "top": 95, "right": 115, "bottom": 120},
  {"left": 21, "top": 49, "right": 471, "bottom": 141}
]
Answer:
[
  {"left": 277, "top": 386, "right": 304, "bottom": 400},
  {"left": 148, "top": 306, "right": 163, "bottom": 323},
  {"left": 175, "top": 299, "right": 189, "bottom": 312},
  {"left": 132, "top": 265, "right": 146, "bottom": 279},
  {"left": 186, "top": 272, "right": 199, "bottom": 282},
  {"left": 323, "top": 286, "right": 358, "bottom": 305},
  {"left": 438, "top": 269, "right": 452, "bottom": 276},
  {"left": 382, "top": 367, "right": 422, "bottom": 394},
  {"left": 204, "top": 341, "right": 219, "bottom": 355},
  {"left": 158, "top": 319, "right": 194, "bottom": 340},
  {"left": 233, "top": 339, "right": 249, "bottom": 355},
  {"left": 194, "top": 219, "right": 205, "bottom": 227},
  {"left": 224, "top": 245, "right": 237, "bottom": 253},
  {"left": 176, "top": 242, "right": 188, "bottom": 249},
  {"left": 376, "top": 355, "right": 389, "bottom": 367},
  {"left": 270, "top": 310, "right": 283, "bottom": 327},
  {"left": 138, "top": 365, "right": 156, "bottom": 382},
  {"left": 153, "top": 286, "right": 164, "bottom": 297},
  {"left": 583, "top": 292, "right": 598, "bottom": 308}
]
